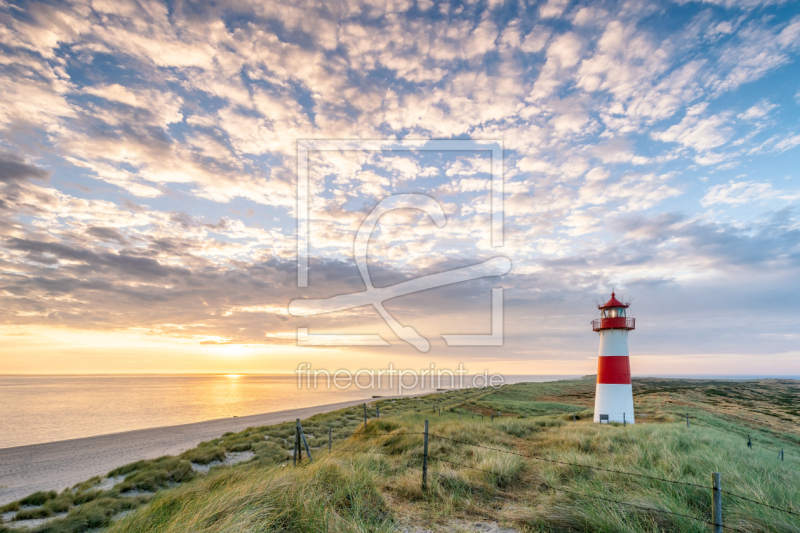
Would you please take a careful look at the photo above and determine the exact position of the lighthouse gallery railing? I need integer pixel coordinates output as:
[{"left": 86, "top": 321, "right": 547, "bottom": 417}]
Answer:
[{"left": 592, "top": 317, "right": 635, "bottom": 331}]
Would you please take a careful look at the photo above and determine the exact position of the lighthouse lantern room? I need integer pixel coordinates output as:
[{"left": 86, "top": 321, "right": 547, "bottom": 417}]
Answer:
[{"left": 592, "top": 291, "right": 635, "bottom": 424}]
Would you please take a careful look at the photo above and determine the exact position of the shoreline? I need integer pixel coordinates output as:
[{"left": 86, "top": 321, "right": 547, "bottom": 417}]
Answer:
[{"left": 0, "top": 390, "right": 447, "bottom": 506}]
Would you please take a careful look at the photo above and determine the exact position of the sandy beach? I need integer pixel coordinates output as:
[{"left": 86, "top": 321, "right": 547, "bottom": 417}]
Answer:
[{"left": 0, "top": 394, "right": 427, "bottom": 506}]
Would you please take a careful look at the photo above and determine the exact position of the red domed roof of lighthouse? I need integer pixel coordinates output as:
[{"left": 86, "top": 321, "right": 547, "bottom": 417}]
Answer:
[{"left": 598, "top": 291, "right": 629, "bottom": 309}]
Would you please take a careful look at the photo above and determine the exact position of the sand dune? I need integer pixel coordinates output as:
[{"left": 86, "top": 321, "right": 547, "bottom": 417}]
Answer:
[{"left": 0, "top": 394, "right": 426, "bottom": 505}]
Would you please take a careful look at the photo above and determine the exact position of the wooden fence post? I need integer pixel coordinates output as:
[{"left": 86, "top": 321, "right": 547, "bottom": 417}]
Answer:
[
  {"left": 747, "top": 435, "right": 752, "bottom": 448},
  {"left": 712, "top": 472, "right": 722, "bottom": 533},
  {"left": 422, "top": 420, "right": 429, "bottom": 490},
  {"left": 623, "top": 413, "right": 626, "bottom": 427},
  {"left": 298, "top": 420, "right": 313, "bottom": 463},
  {"left": 329, "top": 427, "right": 332, "bottom": 451},
  {"left": 377, "top": 406, "right": 380, "bottom": 418},
  {"left": 779, "top": 448, "right": 784, "bottom": 460},
  {"left": 363, "top": 403, "right": 367, "bottom": 430},
  {"left": 293, "top": 424, "right": 298, "bottom": 465},
  {"left": 297, "top": 420, "right": 304, "bottom": 462},
  {"left": 686, "top": 413, "right": 690, "bottom": 428},
  {"left": 573, "top": 413, "right": 576, "bottom": 423}
]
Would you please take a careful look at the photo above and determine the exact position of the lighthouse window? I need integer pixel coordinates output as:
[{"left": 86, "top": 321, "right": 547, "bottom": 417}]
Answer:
[{"left": 602, "top": 308, "right": 626, "bottom": 318}]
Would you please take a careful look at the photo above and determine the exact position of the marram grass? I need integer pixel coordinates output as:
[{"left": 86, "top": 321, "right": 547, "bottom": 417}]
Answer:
[
  {"left": 105, "top": 410, "right": 800, "bottom": 533},
  {"left": 4, "top": 379, "right": 800, "bottom": 532},
  {"left": 108, "top": 457, "right": 394, "bottom": 533}
]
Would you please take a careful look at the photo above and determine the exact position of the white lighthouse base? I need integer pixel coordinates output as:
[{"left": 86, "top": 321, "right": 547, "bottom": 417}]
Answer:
[{"left": 594, "top": 383, "right": 635, "bottom": 424}]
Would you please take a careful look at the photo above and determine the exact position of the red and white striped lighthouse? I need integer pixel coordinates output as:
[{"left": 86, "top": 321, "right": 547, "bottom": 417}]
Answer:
[{"left": 592, "top": 292, "right": 636, "bottom": 424}]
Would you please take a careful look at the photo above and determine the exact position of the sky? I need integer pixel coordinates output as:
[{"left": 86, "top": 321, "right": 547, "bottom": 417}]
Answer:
[{"left": 0, "top": 0, "right": 799, "bottom": 376}]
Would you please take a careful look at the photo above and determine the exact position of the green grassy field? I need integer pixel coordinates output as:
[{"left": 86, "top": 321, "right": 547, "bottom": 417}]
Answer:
[{"left": 2, "top": 377, "right": 799, "bottom": 532}]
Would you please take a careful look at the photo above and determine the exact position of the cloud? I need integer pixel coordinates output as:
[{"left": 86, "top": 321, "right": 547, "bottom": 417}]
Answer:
[
  {"left": 737, "top": 100, "right": 778, "bottom": 121},
  {"left": 520, "top": 26, "right": 551, "bottom": 53},
  {"left": 527, "top": 32, "right": 583, "bottom": 101},
  {"left": 677, "top": 0, "right": 791, "bottom": 8},
  {"left": 701, "top": 180, "right": 800, "bottom": 206},
  {"left": 86, "top": 227, "right": 129, "bottom": 245},
  {"left": 573, "top": 20, "right": 705, "bottom": 133},
  {"left": 653, "top": 112, "right": 732, "bottom": 152},
  {"left": 0, "top": 0, "right": 799, "bottom": 365},
  {"left": 0, "top": 154, "right": 50, "bottom": 184},
  {"left": 772, "top": 133, "right": 800, "bottom": 153},
  {"left": 5, "top": 238, "right": 190, "bottom": 278},
  {"left": 539, "top": 0, "right": 571, "bottom": 19},
  {"left": 707, "top": 15, "right": 800, "bottom": 95}
]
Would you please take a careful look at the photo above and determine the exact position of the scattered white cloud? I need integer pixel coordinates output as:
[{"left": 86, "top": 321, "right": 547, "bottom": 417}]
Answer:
[
  {"left": 520, "top": 26, "right": 551, "bottom": 53},
  {"left": 539, "top": 0, "right": 571, "bottom": 19},
  {"left": 737, "top": 100, "right": 778, "bottom": 121},
  {"left": 527, "top": 32, "right": 583, "bottom": 101},
  {"left": 678, "top": 0, "right": 792, "bottom": 8},
  {"left": 653, "top": 112, "right": 732, "bottom": 152},
  {"left": 772, "top": 133, "right": 800, "bottom": 153},
  {"left": 701, "top": 180, "right": 800, "bottom": 206},
  {"left": 707, "top": 15, "right": 800, "bottom": 95}
]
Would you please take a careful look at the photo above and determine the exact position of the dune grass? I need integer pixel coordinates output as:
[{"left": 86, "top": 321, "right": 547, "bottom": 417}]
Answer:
[
  {"left": 3, "top": 378, "right": 800, "bottom": 532},
  {"left": 97, "top": 408, "right": 800, "bottom": 532},
  {"left": 98, "top": 406, "right": 800, "bottom": 532},
  {"left": 107, "top": 456, "right": 395, "bottom": 533}
]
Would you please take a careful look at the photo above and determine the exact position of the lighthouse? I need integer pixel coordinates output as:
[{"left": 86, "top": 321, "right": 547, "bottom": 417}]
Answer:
[{"left": 592, "top": 292, "right": 635, "bottom": 424}]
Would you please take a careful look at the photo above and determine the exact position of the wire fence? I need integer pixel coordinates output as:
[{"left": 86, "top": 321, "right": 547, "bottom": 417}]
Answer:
[
  {"left": 290, "top": 400, "right": 800, "bottom": 531},
  {"left": 395, "top": 403, "right": 800, "bottom": 516},
  {"left": 334, "top": 439, "right": 745, "bottom": 531},
  {"left": 360, "top": 408, "right": 800, "bottom": 518},
  {"left": 435, "top": 387, "right": 798, "bottom": 466},
  {"left": 669, "top": 409, "right": 799, "bottom": 465},
  {"left": 738, "top": 432, "right": 798, "bottom": 464},
  {"left": 431, "top": 391, "right": 800, "bottom": 521},
  {"left": 720, "top": 490, "right": 800, "bottom": 519},
  {"left": 426, "top": 431, "right": 800, "bottom": 521},
  {"left": 429, "top": 432, "right": 710, "bottom": 489},
  {"left": 427, "top": 456, "right": 747, "bottom": 533}
]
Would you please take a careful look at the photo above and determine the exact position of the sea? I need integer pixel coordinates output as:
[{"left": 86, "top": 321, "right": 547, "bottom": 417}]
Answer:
[{"left": 0, "top": 374, "right": 579, "bottom": 449}]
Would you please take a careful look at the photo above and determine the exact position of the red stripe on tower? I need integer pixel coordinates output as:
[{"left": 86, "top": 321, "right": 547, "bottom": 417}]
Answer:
[{"left": 597, "top": 356, "right": 631, "bottom": 384}]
